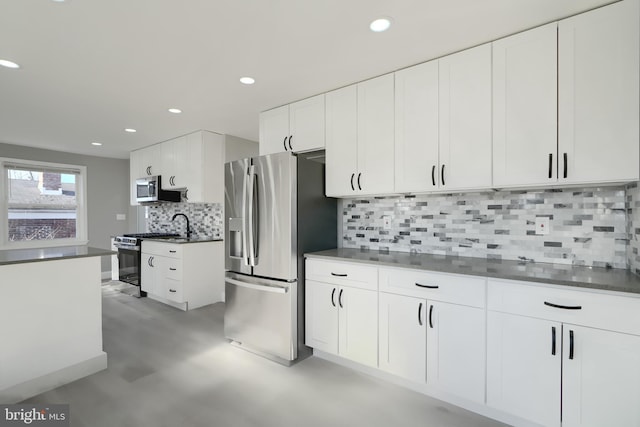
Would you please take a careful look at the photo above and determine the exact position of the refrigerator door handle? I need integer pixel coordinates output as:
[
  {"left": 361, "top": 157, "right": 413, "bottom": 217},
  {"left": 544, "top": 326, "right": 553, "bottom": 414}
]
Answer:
[
  {"left": 242, "top": 165, "right": 251, "bottom": 267},
  {"left": 247, "top": 165, "right": 259, "bottom": 267},
  {"left": 225, "top": 277, "right": 289, "bottom": 294}
]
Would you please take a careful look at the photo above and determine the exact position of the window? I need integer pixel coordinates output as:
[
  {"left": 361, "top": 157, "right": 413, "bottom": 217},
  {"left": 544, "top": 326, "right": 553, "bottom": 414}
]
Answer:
[{"left": 1, "top": 158, "right": 87, "bottom": 249}]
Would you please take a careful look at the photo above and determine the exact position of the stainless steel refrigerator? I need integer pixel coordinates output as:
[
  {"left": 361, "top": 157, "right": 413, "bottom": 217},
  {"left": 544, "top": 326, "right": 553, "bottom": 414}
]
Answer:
[{"left": 224, "top": 151, "right": 336, "bottom": 364}]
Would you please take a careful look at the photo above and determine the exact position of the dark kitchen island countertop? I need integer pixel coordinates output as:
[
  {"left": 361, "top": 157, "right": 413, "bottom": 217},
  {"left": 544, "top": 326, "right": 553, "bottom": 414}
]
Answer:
[
  {"left": 305, "top": 248, "right": 640, "bottom": 295},
  {"left": 0, "top": 245, "right": 115, "bottom": 266}
]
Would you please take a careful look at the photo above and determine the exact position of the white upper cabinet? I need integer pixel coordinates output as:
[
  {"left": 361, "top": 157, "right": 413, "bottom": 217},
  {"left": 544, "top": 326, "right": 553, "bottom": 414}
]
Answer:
[
  {"left": 259, "top": 105, "right": 289, "bottom": 156},
  {"left": 131, "top": 143, "right": 162, "bottom": 179},
  {"left": 357, "top": 74, "right": 395, "bottom": 196},
  {"left": 395, "top": 44, "right": 491, "bottom": 194},
  {"left": 130, "top": 131, "right": 230, "bottom": 205},
  {"left": 558, "top": 0, "right": 640, "bottom": 184},
  {"left": 492, "top": 23, "right": 558, "bottom": 187},
  {"left": 326, "top": 74, "right": 394, "bottom": 197},
  {"left": 289, "top": 95, "right": 326, "bottom": 153},
  {"left": 394, "top": 60, "right": 439, "bottom": 193},
  {"left": 161, "top": 135, "right": 188, "bottom": 189},
  {"left": 259, "top": 94, "right": 325, "bottom": 156},
  {"left": 438, "top": 44, "right": 492, "bottom": 191},
  {"left": 325, "top": 85, "right": 359, "bottom": 197}
]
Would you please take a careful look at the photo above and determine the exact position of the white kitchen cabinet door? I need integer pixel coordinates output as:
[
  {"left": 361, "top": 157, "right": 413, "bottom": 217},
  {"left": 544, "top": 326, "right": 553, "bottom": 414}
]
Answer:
[
  {"left": 129, "top": 150, "right": 143, "bottom": 205},
  {"left": 427, "top": 301, "right": 485, "bottom": 403},
  {"left": 325, "top": 85, "right": 358, "bottom": 197},
  {"left": 305, "top": 280, "right": 339, "bottom": 354},
  {"left": 562, "top": 324, "right": 640, "bottom": 427},
  {"left": 487, "top": 311, "right": 561, "bottom": 427},
  {"left": 289, "top": 94, "right": 325, "bottom": 153},
  {"left": 161, "top": 135, "right": 189, "bottom": 190},
  {"left": 338, "top": 286, "right": 378, "bottom": 367},
  {"left": 259, "top": 105, "right": 290, "bottom": 156},
  {"left": 493, "top": 23, "right": 558, "bottom": 187},
  {"left": 394, "top": 60, "right": 439, "bottom": 193},
  {"left": 379, "top": 292, "right": 426, "bottom": 383},
  {"left": 141, "top": 253, "right": 161, "bottom": 296},
  {"left": 558, "top": 0, "right": 640, "bottom": 184},
  {"left": 357, "top": 74, "right": 395, "bottom": 195},
  {"left": 439, "top": 43, "right": 492, "bottom": 191},
  {"left": 143, "top": 144, "right": 163, "bottom": 178}
]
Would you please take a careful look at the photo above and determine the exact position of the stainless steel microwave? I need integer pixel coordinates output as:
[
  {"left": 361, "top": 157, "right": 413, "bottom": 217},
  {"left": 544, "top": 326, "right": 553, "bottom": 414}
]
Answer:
[{"left": 135, "top": 176, "right": 181, "bottom": 203}]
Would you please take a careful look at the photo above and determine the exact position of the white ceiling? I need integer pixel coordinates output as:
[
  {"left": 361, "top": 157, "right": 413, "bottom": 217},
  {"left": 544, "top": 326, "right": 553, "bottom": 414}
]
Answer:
[{"left": 0, "top": 0, "right": 615, "bottom": 159}]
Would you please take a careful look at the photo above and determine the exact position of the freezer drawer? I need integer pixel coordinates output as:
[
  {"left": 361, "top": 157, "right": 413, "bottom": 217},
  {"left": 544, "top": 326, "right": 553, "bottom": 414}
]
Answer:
[{"left": 224, "top": 273, "right": 297, "bottom": 362}]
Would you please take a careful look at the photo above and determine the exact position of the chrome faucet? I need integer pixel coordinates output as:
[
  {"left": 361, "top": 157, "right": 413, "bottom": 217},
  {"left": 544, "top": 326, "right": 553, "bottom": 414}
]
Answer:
[{"left": 171, "top": 213, "right": 191, "bottom": 238}]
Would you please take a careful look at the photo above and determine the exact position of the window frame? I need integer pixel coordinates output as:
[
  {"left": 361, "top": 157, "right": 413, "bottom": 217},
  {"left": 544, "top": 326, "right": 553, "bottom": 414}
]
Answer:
[{"left": 0, "top": 157, "right": 88, "bottom": 250}]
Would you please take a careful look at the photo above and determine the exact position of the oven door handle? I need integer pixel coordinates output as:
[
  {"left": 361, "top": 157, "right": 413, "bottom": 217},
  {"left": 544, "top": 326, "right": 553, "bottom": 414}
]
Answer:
[
  {"left": 114, "top": 244, "right": 140, "bottom": 251},
  {"left": 225, "top": 278, "right": 289, "bottom": 294}
]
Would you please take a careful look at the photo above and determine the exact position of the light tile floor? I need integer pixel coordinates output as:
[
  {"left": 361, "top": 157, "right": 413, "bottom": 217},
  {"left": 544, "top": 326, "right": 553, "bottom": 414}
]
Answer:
[{"left": 24, "top": 282, "right": 510, "bottom": 427}]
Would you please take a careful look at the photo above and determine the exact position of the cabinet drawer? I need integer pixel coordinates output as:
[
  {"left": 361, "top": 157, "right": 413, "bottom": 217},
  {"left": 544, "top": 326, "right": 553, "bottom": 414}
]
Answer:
[
  {"left": 379, "top": 267, "right": 486, "bottom": 308},
  {"left": 165, "top": 278, "right": 184, "bottom": 303},
  {"left": 165, "top": 259, "right": 182, "bottom": 280},
  {"left": 142, "top": 241, "right": 182, "bottom": 258},
  {"left": 306, "top": 258, "right": 377, "bottom": 291},
  {"left": 488, "top": 279, "right": 640, "bottom": 335}
]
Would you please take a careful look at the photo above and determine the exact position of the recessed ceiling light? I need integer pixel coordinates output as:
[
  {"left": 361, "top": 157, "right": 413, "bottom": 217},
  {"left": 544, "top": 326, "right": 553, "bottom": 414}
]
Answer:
[
  {"left": 370, "top": 18, "right": 392, "bottom": 33},
  {"left": 124, "top": 128, "right": 137, "bottom": 133},
  {"left": 91, "top": 142, "right": 102, "bottom": 146},
  {"left": 0, "top": 59, "right": 20, "bottom": 69},
  {"left": 168, "top": 108, "right": 182, "bottom": 114},
  {"left": 240, "top": 77, "right": 255, "bottom": 85}
]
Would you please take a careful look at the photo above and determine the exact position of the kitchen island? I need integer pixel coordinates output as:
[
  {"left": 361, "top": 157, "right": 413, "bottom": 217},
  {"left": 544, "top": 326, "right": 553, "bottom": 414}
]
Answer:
[{"left": 0, "top": 245, "right": 114, "bottom": 403}]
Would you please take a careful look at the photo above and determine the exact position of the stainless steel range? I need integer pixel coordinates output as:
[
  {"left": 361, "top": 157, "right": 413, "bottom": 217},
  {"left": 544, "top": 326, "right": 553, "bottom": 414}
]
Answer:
[{"left": 113, "top": 232, "right": 179, "bottom": 296}]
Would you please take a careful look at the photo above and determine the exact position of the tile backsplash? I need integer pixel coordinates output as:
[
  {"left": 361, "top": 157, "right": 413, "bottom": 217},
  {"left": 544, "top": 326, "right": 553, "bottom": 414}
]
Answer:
[
  {"left": 146, "top": 202, "right": 223, "bottom": 239},
  {"left": 627, "top": 183, "right": 640, "bottom": 274},
  {"left": 341, "top": 186, "right": 631, "bottom": 269}
]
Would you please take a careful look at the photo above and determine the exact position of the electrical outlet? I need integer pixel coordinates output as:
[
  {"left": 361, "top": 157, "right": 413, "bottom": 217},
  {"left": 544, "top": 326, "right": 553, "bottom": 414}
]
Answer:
[
  {"left": 535, "top": 217, "right": 550, "bottom": 235},
  {"left": 116, "top": 214, "right": 126, "bottom": 221},
  {"left": 382, "top": 215, "right": 392, "bottom": 230}
]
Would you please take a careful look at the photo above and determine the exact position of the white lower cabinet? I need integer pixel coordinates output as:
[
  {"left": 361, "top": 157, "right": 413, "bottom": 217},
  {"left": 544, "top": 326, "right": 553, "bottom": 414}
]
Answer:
[
  {"left": 307, "top": 259, "right": 640, "bottom": 427},
  {"left": 487, "top": 312, "right": 562, "bottom": 427},
  {"left": 427, "top": 301, "right": 485, "bottom": 403},
  {"left": 141, "top": 240, "right": 224, "bottom": 310},
  {"left": 487, "top": 278, "right": 640, "bottom": 427},
  {"left": 305, "top": 279, "right": 378, "bottom": 367},
  {"left": 562, "top": 324, "right": 640, "bottom": 427},
  {"left": 378, "top": 294, "right": 485, "bottom": 404},
  {"left": 377, "top": 268, "right": 487, "bottom": 404},
  {"left": 379, "top": 292, "right": 426, "bottom": 383},
  {"left": 305, "top": 280, "right": 339, "bottom": 354}
]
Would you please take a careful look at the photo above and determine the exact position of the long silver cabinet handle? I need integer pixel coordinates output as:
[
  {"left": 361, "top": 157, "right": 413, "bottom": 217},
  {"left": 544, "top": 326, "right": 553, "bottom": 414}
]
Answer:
[{"left": 225, "top": 278, "right": 289, "bottom": 294}]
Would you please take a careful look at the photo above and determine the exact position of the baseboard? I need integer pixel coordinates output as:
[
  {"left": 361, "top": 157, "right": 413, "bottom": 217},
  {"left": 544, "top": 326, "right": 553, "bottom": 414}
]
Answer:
[
  {"left": 101, "top": 270, "right": 112, "bottom": 281},
  {"left": 312, "top": 350, "right": 542, "bottom": 427},
  {"left": 147, "top": 293, "right": 188, "bottom": 311},
  {"left": 0, "top": 352, "right": 108, "bottom": 404}
]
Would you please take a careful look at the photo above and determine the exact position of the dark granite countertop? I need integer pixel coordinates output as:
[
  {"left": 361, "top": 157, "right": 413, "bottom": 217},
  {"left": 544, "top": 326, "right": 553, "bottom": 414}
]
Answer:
[
  {"left": 0, "top": 246, "right": 116, "bottom": 266},
  {"left": 143, "top": 237, "right": 223, "bottom": 244},
  {"left": 305, "top": 248, "right": 640, "bottom": 295}
]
